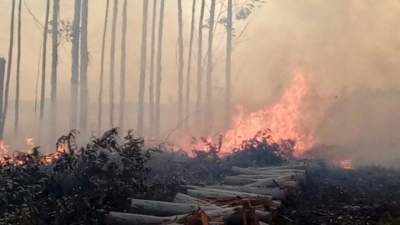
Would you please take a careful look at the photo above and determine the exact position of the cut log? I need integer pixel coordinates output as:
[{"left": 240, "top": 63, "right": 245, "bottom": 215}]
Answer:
[
  {"left": 105, "top": 212, "right": 183, "bottom": 225},
  {"left": 173, "top": 192, "right": 211, "bottom": 205},
  {"left": 231, "top": 166, "right": 305, "bottom": 175},
  {"left": 206, "top": 185, "right": 286, "bottom": 200},
  {"left": 245, "top": 175, "right": 296, "bottom": 188},
  {"left": 129, "top": 199, "right": 220, "bottom": 216},
  {"left": 185, "top": 186, "right": 272, "bottom": 200},
  {"left": 223, "top": 176, "right": 258, "bottom": 185}
]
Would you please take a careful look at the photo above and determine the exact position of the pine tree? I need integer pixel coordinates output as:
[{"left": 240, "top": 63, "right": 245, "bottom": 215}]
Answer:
[
  {"left": 109, "top": 0, "right": 119, "bottom": 128},
  {"left": 155, "top": 0, "right": 165, "bottom": 136},
  {"left": 50, "top": 0, "right": 60, "bottom": 139},
  {"left": 137, "top": 0, "right": 149, "bottom": 135},
  {"left": 119, "top": 0, "right": 128, "bottom": 131},
  {"left": 97, "top": 0, "right": 110, "bottom": 133},
  {"left": 0, "top": 0, "right": 16, "bottom": 139},
  {"left": 14, "top": 0, "right": 22, "bottom": 135},
  {"left": 148, "top": 0, "right": 158, "bottom": 137},
  {"left": 40, "top": 0, "right": 51, "bottom": 121},
  {"left": 196, "top": 0, "right": 205, "bottom": 128},
  {"left": 225, "top": 0, "right": 233, "bottom": 129},
  {"left": 205, "top": 0, "right": 216, "bottom": 132},
  {"left": 80, "top": 0, "right": 89, "bottom": 132},
  {"left": 177, "top": 0, "right": 184, "bottom": 128},
  {"left": 185, "top": 0, "right": 197, "bottom": 130},
  {"left": 70, "top": 0, "right": 81, "bottom": 129}
]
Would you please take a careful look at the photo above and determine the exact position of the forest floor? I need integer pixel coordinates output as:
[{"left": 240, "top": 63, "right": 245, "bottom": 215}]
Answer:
[{"left": 276, "top": 164, "right": 400, "bottom": 225}]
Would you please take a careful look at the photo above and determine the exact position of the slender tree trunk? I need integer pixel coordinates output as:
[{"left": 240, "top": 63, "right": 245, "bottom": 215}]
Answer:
[
  {"left": 137, "top": 0, "right": 149, "bottom": 135},
  {"left": 0, "top": 58, "right": 5, "bottom": 140},
  {"left": 109, "top": 0, "right": 118, "bottom": 128},
  {"left": 0, "top": 0, "right": 16, "bottom": 139},
  {"left": 205, "top": 0, "right": 216, "bottom": 132},
  {"left": 14, "top": 0, "right": 22, "bottom": 135},
  {"left": 97, "top": 0, "right": 110, "bottom": 133},
  {"left": 50, "top": 0, "right": 59, "bottom": 140},
  {"left": 225, "top": 0, "right": 232, "bottom": 129},
  {"left": 40, "top": 0, "right": 51, "bottom": 121},
  {"left": 119, "top": 0, "right": 128, "bottom": 131},
  {"left": 70, "top": 0, "right": 81, "bottom": 129},
  {"left": 148, "top": 0, "right": 158, "bottom": 137},
  {"left": 177, "top": 0, "right": 184, "bottom": 129},
  {"left": 196, "top": 0, "right": 205, "bottom": 129},
  {"left": 155, "top": 0, "right": 165, "bottom": 137},
  {"left": 80, "top": 0, "right": 89, "bottom": 133},
  {"left": 185, "top": 0, "right": 197, "bottom": 130}
]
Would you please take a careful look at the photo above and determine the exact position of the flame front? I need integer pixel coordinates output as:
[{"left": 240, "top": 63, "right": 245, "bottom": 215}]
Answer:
[{"left": 219, "top": 72, "right": 314, "bottom": 157}]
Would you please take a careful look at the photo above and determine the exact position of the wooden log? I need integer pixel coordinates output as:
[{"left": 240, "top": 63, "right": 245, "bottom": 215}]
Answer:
[
  {"left": 105, "top": 212, "right": 183, "bottom": 225},
  {"left": 231, "top": 166, "right": 304, "bottom": 175},
  {"left": 173, "top": 193, "right": 211, "bottom": 205},
  {"left": 129, "top": 199, "right": 220, "bottom": 216},
  {"left": 185, "top": 186, "right": 272, "bottom": 200},
  {"left": 206, "top": 185, "right": 286, "bottom": 200},
  {"left": 223, "top": 176, "right": 258, "bottom": 185},
  {"left": 245, "top": 174, "right": 296, "bottom": 188}
]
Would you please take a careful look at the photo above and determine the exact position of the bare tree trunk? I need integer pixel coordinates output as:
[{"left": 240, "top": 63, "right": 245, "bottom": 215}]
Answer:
[
  {"left": 109, "top": 0, "right": 119, "bottom": 128},
  {"left": 119, "top": 0, "right": 128, "bottom": 132},
  {"left": 0, "top": 58, "right": 5, "bottom": 140},
  {"left": 70, "top": 0, "right": 81, "bottom": 129},
  {"left": 14, "top": 0, "right": 22, "bottom": 135},
  {"left": 225, "top": 0, "right": 232, "bottom": 129},
  {"left": 205, "top": 0, "right": 216, "bottom": 132},
  {"left": 137, "top": 0, "right": 149, "bottom": 135},
  {"left": 80, "top": 0, "right": 89, "bottom": 133},
  {"left": 50, "top": 0, "right": 59, "bottom": 140},
  {"left": 0, "top": 0, "right": 16, "bottom": 139},
  {"left": 148, "top": 0, "right": 158, "bottom": 137},
  {"left": 40, "top": 0, "right": 51, "bottom": 122},
  {"left": 155, "top": 0, "right": 165, "bottom": 137},
  {"left": 195, "top": 0, "right": 205, "bottom": 129},
  {"left": 184, "top": 0, "right": 196, "bottom": 130},
  {"left": 177, "top": 0, "right": 184, "bottom": 129},
  {"left": 97, "top": 0, "right": 110, "bottom": 133}
]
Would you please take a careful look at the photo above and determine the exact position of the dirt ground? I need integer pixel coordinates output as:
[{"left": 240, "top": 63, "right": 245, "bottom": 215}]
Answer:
[{"left": 276, "top": 163, "right": 400, "bottom": 225}]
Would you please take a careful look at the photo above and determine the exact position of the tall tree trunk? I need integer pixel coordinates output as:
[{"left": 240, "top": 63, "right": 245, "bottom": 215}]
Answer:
[
  {"left": 40, "top": 0, "right": 51, "bottom": 121},
  {"left": 148, "top": 0, "right": 158, "bottom": 137},
  {"left": 155, "top": 0, "right": 165, "bottom": 137},
  {"left": 196, "top": 0, "right": 205, "bottom": 129},
  {"left": 119, "top": 0, "right": 128, "bottom": 131},
  {"left": 0, "top": 0, "right": 16, "bottom": 139},
  {"left": 14, "top": 0, "right": 22, "bottom": 135},
  {"left": 185, "top": 0, "right": 197, "bottom": 130},
  {"left": 205, "top": 0, "right": 216, "bottom": 132},
  {"left": 109, "top": 0, "right": 119, "bottom": 128},
  {"left": 177, "top": 0, "right": 184, "bottom": 129},
  {"left": 0, "top": 58, "right": 5, "bottom": 140},
  {"left": 137, "top": 0, "right": 149, "bottom": 135},
  {"left": 50, "top": 0, "right": 60, "bottom": 140},
  {"left": 70, "top": 0, "right": 81, "bottom": 129},
  {"left": 97, "top": 0, "right": 110, "bottom": 133},
  {"left": 225, "top": 0, "right": 232, "bottom": 129},
  {"left": 80, "top": 0, "right": 89, "bottom": 133}
]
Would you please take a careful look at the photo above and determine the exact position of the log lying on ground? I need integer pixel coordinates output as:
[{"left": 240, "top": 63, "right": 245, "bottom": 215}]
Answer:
[
  {"left": 244, "top": 174, "right": 297, "bottom": 188},
  {"left": 129, "top": 199, "right": 220, "bottom": 216},
  {"left": 185, "top": 186, "right": 272, "bottom": 200},
  {"left": 173, "top": 193, "right": 211, "bottom": 205},
  {"left": 231, "top": 166, "right": 305, "bottom": 176},
  {"left": 223, "top": 176, "right": 259, "bottom": 185},
  {"left": 207, "top": 185, "right": 286, "bottom": 200}
]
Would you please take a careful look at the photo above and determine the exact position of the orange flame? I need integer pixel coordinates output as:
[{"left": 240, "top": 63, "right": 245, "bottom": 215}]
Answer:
[{"left": 219, "top": 72, "right": 314, "bottom": 156}]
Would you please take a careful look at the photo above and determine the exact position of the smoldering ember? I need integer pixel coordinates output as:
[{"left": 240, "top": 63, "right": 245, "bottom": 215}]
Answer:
[{"left": 1, "top": 1, "right": 400, "bottom": 225}]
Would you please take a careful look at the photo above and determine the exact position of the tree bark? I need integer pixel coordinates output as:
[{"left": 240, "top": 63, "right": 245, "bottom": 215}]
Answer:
[
  {"left": 97, "top": 0, "right": 110, "bottom": 133},
  {"left": 155, "top": 0, "right": 165, "bottom": 137},
  {"left": 185, "top": 186, "right": 272, "bottom": 199},
  {"left": 0, "top": 58, "right": 5, "bottom": 139},
  {"left": 205, "top": 0, "right": 216, "bottom": 132},
  {"left": 109, "top": 0, "right": 119, "bottom": 128},
  {"left": 148, "top": 0, "right": 158, "bottom": 137},
  {"left": 14, "top": 0, "right": 22, "bottom": 135},
  {"left": 70, "top": 0, "right": 81, "bottom": 129},
  {"left": 137, "top": 0, "right": 149, "bottom": 135},
  {"left": 79, "top": 0, "right": 89, "bottom": 133},
  {"left": 177, "top": 0, "right": 184, "bottom": 129},
  {"left": 225, "top": 0, "right": 233, "bottom": 129},
  {"left": 184, "top": 0, "right": 196, "bottom": 130},
  {"left": 0, "top": 0, "right": 16, "bottom": 139},
  {"left": 196, "top": 0, "right": 205, "bottom": 129},
  {"left": 50, "top": 0, "right": 59, "bottom": 141},
  {"left": 119, "top": 0, "right": 128, "bottom": 132}
]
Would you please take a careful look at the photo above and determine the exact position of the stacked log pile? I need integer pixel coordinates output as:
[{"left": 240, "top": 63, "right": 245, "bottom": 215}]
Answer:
[{"left": 106, "top": 162, "right": 307, "bottom": 225}]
